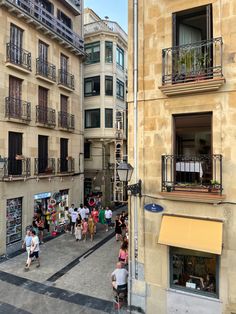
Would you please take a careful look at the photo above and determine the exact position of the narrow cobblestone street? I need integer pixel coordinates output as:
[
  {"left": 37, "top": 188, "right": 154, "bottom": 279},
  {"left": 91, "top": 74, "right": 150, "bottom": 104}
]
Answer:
[{"left": 0, "top": 208, "right": 128, "bottom": 314}]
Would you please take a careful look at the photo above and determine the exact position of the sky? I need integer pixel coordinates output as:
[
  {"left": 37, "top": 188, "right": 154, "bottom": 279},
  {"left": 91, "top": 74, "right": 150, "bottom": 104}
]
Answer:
[{"left": 84, "top": 0, "right": 128, "bottom": 32}]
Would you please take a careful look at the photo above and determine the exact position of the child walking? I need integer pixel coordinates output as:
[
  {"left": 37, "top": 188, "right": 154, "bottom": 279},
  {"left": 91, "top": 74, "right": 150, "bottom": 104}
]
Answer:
[
  {"left": 75, "top": 221, "right": 82, "bottom": 241},
  {"left": 82, "top": 219, "right": 88, "bottom": 241}
]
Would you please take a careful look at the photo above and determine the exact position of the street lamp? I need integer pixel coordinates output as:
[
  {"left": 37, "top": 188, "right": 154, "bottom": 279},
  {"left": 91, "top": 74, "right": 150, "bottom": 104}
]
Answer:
[{"left": 117, "top": 162, "right": 142, "bottom": 196}]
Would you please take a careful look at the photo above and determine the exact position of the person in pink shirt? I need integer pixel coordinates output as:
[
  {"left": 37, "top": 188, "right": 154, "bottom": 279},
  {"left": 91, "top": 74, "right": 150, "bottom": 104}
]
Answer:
[
  {"left": 82, "top": 219, "right": 88, "bottom": 241},
  {"left": 91, "top": 207, "right": 99, "bottom": 233}
]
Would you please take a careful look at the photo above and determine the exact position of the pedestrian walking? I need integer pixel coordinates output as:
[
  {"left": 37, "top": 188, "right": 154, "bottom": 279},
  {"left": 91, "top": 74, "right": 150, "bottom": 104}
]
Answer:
[
  {"left": 98, "top": 207, "right": 106, "bottom": 231},
  {"left": 75, "top": 220, "right": 82, "bottom": 241},
  {"left": 88, "top": 214, "right": 95, "bottom": 241},
  {"left": 70, "top": 208, "right": 78, "bottom": 235},
  {"left": 115, "top": 215, "right": 122, "bottom": 241},
  {"left": 25, "top": 230, "right": 40, "bottom": 271},
  {"left": 82, "top": 219, "right": 88, "bottom": 241},
  {"left": 118, "top": 242, "right": 128, "bottom": 266},
  {"left": 105, "top": 207, "right": 113, "bottom": 232},
  {"left": 22, "top": 229, "right": 32, "bottom": 267},
  {"left": 91, "top": 207, "right": 99, "bottom": 233},
  {"left": 63, "top": 207, "right": 70, "bottom": 232},
  {"left": 36, "top": 216, "right": 44, "bottom": 244}
]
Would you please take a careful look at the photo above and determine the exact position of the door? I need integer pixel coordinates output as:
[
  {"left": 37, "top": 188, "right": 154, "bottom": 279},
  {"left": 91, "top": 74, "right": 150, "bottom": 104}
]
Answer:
[
  {"left": 60, "top": 54, "right": 68, "bottom": 84},
  {"left": 60, "top": 138, "right": 68, "bottom": 172},
  {"left": 60, "top": 95, "right": 68, "bottom": 128},
  {"left": 10, "top": 24, "right": 23, "bottom": 65},
  {"left": 38, "top": 135, "right": 48, "bottom": 173},
  {"left": 38, "top": 41, "right": 48, "bottom": 76},
  {"left": 38, "top": 87, "right": 48, "bottom": 123},
  {"left": 9, "top": 76, "right": 22, "bottom": 118},
  {"left": 8, "top": 132, "right": 22, "bottom": 175}
]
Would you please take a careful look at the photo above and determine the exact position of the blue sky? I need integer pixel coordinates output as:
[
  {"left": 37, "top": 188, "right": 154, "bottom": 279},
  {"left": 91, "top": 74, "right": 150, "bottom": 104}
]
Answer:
[{"left": 84, "top": 0, "right": 128, "bottom": 32}]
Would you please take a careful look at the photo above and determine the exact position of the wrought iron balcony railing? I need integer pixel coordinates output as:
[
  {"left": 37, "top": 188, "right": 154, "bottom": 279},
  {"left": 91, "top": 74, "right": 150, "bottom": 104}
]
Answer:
[
  {"left": 36, "top": 58, "right": 56, "bottom": 82},
  {"left": 58, "top": 111, "right": 75, "bottom": 130},
  {"left": 6, "top": 42, "right": 31, "bottom": 71},
  {"left": 57, "top": 158, "right": 75, "bottom": 173},
  {"left": 36, "top": 106, "right": 56, "bottom": 127},
  {"left": 162, "top": 37, "right": 223, "bottom": 85},
  {"left": 58, "top": 69, "right": 75, "bottom": 90},
  {"left": 161, "top": 154, "right": 223, "bottom": 194},
  {"left": 5, "top": 97, "right": 31, "bottom": 121},
  {"left": 6, "top": 0, "right": 84, "bottom": 53},
  {"left": 1, "top": 157, "right": 31, "bottom": 178},
  {"left": 34, "top": 158, "right": 55, "bottom": 175}
]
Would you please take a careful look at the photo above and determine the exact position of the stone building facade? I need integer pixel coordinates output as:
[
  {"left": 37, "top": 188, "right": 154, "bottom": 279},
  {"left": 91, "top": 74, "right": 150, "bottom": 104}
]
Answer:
[
  {"left": 83, "top": 8, "right": 127, "bottom": 205},
  {"left": 128, "top": 1, "right": 236, "bottom": 313},
  {"left": 0, "top": 0, "right": 84, "bottom": 255}
]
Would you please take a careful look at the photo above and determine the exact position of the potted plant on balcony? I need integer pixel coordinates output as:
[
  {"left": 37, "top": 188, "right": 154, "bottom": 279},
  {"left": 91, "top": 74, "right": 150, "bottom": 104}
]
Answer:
[
  {"left": 166, "top": 182, "right": 174, "bottom": 192},
  {"left": 45, "top": 167, "right": 53, "bottom": 174},
  {"left": 195, "top": 51, "right": 211, "bottom": 81},
  {"left": 208, "top": 180, "right": 221, "bottom": 193}
]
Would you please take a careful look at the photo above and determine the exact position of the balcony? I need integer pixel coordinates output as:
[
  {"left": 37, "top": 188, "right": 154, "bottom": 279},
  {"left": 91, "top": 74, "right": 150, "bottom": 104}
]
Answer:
[
  {"left": 6, "top": 42, "right": 31, "bottom": 72},
  {"left": 58, "top": 70, "right": 75, "bottom": 91},
  {"left": 5, "top": 97, "right": 31, "bottom": 122},
  {"left": 36, "top": 58, "right": 56, "bottom": 83},
  {"left": 34, "top": 158, "right": 55, "bottom": 176},
  {"left": 36, "top": 106, "right": 56, "bottom": 127},
  {"left": 160, "top": 38, "right": 225, "bottom": 96},
  {"left": 2, "top": 0, "right": 84, "bottom": 55},
  {"left": 61, "top": 0, "right": 81, "bottom": 15},
  {"left": 161, "top": 155, "right": 223, "bottom": 197},
  {"left": 58, "top": 111, "right": 75, "bottom": 130},
  {"left": 1, "top": 157, "right": 31, "bottom": 179},
  {"left": 57, "top": 158, "right": 75, "bottom": 174},
  {"left": 84, "top": 20, "right": 128, "bottom": 43}
]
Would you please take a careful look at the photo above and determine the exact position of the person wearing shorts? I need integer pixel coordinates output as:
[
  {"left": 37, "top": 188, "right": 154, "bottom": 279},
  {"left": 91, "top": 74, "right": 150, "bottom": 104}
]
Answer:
[
  {"left": 25, "top": 230, "right": 40, "bottom": 271},
  {"left": 105, "top": 207, "right": 113, "bottom": 232}
]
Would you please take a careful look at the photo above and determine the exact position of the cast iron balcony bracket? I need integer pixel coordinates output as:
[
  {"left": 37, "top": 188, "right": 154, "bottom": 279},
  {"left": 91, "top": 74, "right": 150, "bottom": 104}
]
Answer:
[{"left": 127, "top": 179, "right": 142, "bottom": 197}]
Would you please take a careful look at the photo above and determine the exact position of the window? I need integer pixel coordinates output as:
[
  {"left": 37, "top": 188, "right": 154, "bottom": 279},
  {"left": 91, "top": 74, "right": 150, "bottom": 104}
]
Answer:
[
  {"left": 105, "top": 41, "right": 113, "bottom": 63},
  {"left": 84, "top": 142, "right": 91, "bottom": 159},
  {"left": 38, "top": 135, "right": 48, "bottom": 173},
  {"left": 170, "top": 247, "right": 218, "bottom": 297},
  {"left": 116, "top": 46, "right": 124, "bottom": 69},
  {"left": 116, "top": 79, "right": 124, "bottom": 100},
  {"left": 60, "top": 138, "right": 68, "bottom": 172},
  {"left": 10, "top": 24, "right": 23, "bottom": 65},
  {"left": 105, "top": 109, "right": 113, "bottom": 128},
  {"left": 57, "top": 10, "right": 72, "bottom": 29},
  {"left": 85, "top": 42, "right": 100, "bottom": 64},
  {"left": 105, "top": 76, "right": 113, "bottom": 96},
  {"left": 8, "top": 76, "right": 22, "bottom": 119},
  {"left": 85, "top": 109, "right": 100, "bottom": 128},
  {"left": 8, "top": 132, "right": 22, "bottom": 176},
  {"left": 84, "top": 76, "right": 100, "bottom": 96}
]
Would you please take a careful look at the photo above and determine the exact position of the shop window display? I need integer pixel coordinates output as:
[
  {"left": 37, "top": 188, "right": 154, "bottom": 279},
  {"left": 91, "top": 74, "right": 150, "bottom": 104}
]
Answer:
[
  {"left": 170, "top": 247, "right": 218, "bottom": 297},
  {"left": 6, "top": 197, "right": 22, "bottom": 245}
]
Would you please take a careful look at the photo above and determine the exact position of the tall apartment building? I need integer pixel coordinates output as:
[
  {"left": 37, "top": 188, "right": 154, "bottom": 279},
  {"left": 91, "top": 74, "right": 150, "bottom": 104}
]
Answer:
[
  {"left": 0, "top": 0, "right": 84, "bottom": 255},
  {"left": 128, "top": 1, "right": 236, "bottom": 314},
  {"left": 83, "top": 8, "right": 127, "bottom": 204}
]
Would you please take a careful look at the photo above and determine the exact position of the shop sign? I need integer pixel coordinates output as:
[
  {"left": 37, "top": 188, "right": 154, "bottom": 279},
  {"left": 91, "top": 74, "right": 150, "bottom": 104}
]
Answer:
[
  {"left": 144, "top": 203, "right": 164, "bottom": 213},
  {"left": 34, "top": 192, "right": 52, "bottom": 200}
]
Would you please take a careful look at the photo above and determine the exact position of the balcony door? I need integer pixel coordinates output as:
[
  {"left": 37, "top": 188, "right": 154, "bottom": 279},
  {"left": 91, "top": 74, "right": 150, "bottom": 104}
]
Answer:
[
  {"left": 8, "top": 132, "right": 22, "bottom": 175},
  {"left": 38, "top": 86, "right": 48, "bottom": 123},
  {"left": 38, "top": 41, "right": 48, "bottom": 76},
  {"left": 60, "top": 138, "right": 68, "bottom": 172},
  {"left": 172, "top": 5, "right": 212, "bottom": 81},
  {"left": 9, "top": 76, "right": 22, "bottom": 118},
  {"left": 60, "top": 95, "right": 68, "bottom": 128},
  {"left": 38, "top": 135, "right": 48, "bottom": 173},
  {"left": 174, "top": 112, "right": 212, "bottom": 184},
  {"left": 60, "top": 54, "right": 68, "bottom": 84},
  {"left": 10, "top": 24, "right": 23, "bottom": 65}
]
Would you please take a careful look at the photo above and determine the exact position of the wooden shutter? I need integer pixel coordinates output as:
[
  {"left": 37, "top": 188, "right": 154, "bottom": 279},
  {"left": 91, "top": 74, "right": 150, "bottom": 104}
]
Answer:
[
  {"left": 8, "top": 132, "right": 22, "bottom": 175},
  {"left": 38, "top": 135, "right": 48, "bottom": 173}
]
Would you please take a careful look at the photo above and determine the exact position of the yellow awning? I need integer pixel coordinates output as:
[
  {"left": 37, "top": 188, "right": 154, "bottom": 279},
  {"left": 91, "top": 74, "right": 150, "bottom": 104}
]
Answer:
[{"left": 158, "top": 215, "right": 223, "bottom": 254}]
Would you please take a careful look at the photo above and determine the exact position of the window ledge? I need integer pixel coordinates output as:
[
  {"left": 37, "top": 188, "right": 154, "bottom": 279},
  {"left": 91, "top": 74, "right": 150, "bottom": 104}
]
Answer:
[
  {"left": 58, "top": 84, "right": 74, "bottom": 92},
  {"left": 36, "top": 75, "right": 56, "bottom": 84},
  {"left": 5, "top": 62, "right": 31, "bottom": 74},
  {"left": 58, "top": 127, "right": 74, "bottom": 132},
  {"left": 167, "top": 288, "right": 220, "bottom": 302},
  {"left": 159, "top": 77, "right": 225, "bottom": 96},
  {"left": 5, "top": 117, "right": 30, "bottom": 124},
  {"left": 159, "top": 191, "right": 226, "bottom": 204},
  {"left": 36, "top": 122, "right": 56, "bottom": 129}
]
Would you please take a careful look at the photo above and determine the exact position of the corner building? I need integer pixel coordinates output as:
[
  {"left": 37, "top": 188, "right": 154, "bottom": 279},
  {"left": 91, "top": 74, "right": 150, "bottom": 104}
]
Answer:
[
  {"left": 128, "top": 1, "right": 236, "bottom": 313},
  {"left": 83, "top": 9, "right": 128, "bottom": 204},
  {"left": 0, "top": 0, "right": 84, "bottom": 255}
]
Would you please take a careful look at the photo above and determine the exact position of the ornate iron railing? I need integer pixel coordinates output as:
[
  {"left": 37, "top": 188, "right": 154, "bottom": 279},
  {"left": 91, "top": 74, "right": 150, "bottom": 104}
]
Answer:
[
  {"left": 1, "top": 157, "right": 31, "bottom": 178},
  {"left": 34, "top": 158, "right": 55, "bottom": 175},
  {"left": 5, "top": 97, "right": 31, "bottom": 121},
  {"left": 6, "top": 0, "right": 84, "bottom": 52},
  {"left": 6, "top": 42, "right": 31, "bottom": 71},
  {"left": 58, "top": 69, "right": 75, "bottom": 90},
  {"left": 162, "top": 37, "right": 223, "bottom": 85},
  {"left": 36, "top": 106, "right": 56, "bottom": 126},
  {"left": 58, "top": 111, "right": 75, "bottom": 130},
  {"left": 57, "top": 158, "right": 75, "bottom": 173},
  {"left": 161, "top": 154, "right": 223, "bottom": 194},
  {"left": 36, "top": 58, "right": 56, "bottom": 81}
]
